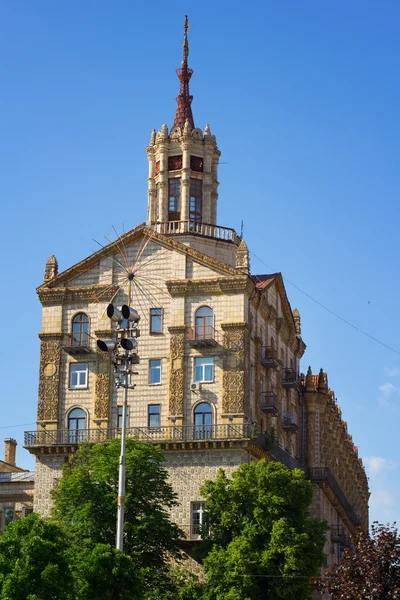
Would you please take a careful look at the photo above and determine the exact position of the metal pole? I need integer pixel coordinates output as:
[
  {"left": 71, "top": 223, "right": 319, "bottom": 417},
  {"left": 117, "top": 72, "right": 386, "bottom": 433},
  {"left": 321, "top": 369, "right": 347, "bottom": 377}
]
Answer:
[{"left": 116, "top": 354, "right": 128, "bottom": 551}]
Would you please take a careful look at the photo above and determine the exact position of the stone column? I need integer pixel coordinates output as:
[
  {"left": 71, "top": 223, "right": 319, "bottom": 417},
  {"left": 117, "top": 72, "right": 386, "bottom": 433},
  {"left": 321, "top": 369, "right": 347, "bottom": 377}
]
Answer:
[
  {"left": 146, "top": 146, "right": 156, "bottom": 224},
  {"left": 37, "top": 333, "right": 63, "bottom": 430}
]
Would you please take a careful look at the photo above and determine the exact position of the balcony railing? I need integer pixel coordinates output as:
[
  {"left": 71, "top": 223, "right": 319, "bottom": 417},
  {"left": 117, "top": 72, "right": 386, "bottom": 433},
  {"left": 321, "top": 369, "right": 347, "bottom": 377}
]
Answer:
[
  {"left": 330, "top": 526, "right": 352, "bottom": 547},
  {"left": 281, "top": 368, "right": 298, "bottom": 388},
  {"left": 282, "top": 412, "right": 298, "bottom": 432},
  {"left": 309, "top": 468, "right": 361, "bottom": 528},
  {"left": 187, "top": 326, "right": 218, "bottom": 347},
  {"left": 260, "top": 391, "right": 278, "bottom": 415},
  {"left": 61, "top": 334, "right": 91, "bottom": 355},
  {"left": 24, "top": 423, "right": 261, "bottom": 448},
  {"left": 260, "top": 346, "right": 279, "bottom": 369},
  {"left": 270, "top": 444, "right": 303, "bottom": 471},
  {"left": 150, "top": 220, "right": 241, "bottom": 245}
]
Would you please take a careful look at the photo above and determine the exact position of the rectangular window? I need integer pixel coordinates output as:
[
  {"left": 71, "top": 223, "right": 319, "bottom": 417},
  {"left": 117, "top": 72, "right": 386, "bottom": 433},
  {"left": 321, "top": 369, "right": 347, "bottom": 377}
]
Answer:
[
  {"left": 194, "top": 357, "right": 214, "bottom": 382},
  {"left": 148, "top": 404, "right": 161, "bottom": 428},
  {"left": 190, "top": 179, "right": 202, "bottom": 222},
  {"left": 149, "top": 359, "right": 162, "bottom": 385},
  {"left": 117, "top": 405, "right": 130, "bottom": 429},
  {"left": 191, "top": 502, "right": 205, "bottom": 537},
  {"left": 150, "top": 308, "right": 163, "bottom": 334},
  {"left": 69, "top": 363, "right": 88, "bottom": 389},
  {"left": 168, "top": 178, "right": 181, "bottom": 219}
]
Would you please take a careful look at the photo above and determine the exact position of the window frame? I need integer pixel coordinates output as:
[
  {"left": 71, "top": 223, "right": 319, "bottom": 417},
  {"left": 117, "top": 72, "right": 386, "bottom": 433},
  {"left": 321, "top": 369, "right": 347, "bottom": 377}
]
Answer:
[
  {"left": 148, "top": 404, "right": 161, "bottom": 429},
  {"left": 69, "top": 363, "right": 88, "bottom": 389},
  {"left": 117, "top": 405, "right": 130, "bottom": 430},
  {"left": 189, "top": 178, "right": 202, "bottom": 222},
  {"left": 195, "top": 306, "right": 214, "bottom": 340},
  {"left": 194, "top": 357, "right": 214, "bottom": 383},
  {"left": 150, "top": 308, "right": 163, "bottom": 335},
  {"left": 149, "top": 359, "right": 162, "bottom": 385},
  {"left": 71, "top": 312, "right": 89, "bottom": 347},
  {"left": 168, "top": 178, "right": 181, "bottom": 220},
  {"left": 191, "top": 501, "right": 206, "bottom": 538}
]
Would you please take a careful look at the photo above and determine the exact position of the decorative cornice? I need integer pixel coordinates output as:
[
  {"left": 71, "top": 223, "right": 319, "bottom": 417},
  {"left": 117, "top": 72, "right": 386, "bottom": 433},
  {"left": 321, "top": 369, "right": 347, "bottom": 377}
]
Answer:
[
  {"left": 168, "top": 325, "right": 187, "bottom": 334},
  {"left": 38, "top": 284, "right": 120, "bottom": 306},
  {"left": 38, "top": 332, "right": 64, "bottom": 341},
  {"left": 167, "top": 276, "right": 252, "bottom": 297},
  {"left": 220, "top": 321, "right": 250, "bottom": 332}
]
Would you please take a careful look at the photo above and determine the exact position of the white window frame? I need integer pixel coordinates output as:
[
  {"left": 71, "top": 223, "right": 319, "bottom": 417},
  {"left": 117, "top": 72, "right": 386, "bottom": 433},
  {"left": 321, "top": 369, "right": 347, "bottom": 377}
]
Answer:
[
  {"left": 191, "top": 501, "right": 206, "bottom": 538},
  {"left": 149, "top": 359, "right": 162, "bottom": 385},
  {"left": 194, "top": 357, "right": 214, "bottom": 383},
  {"left": 69, "top": 363, "right": 88, "bottom": 389}
]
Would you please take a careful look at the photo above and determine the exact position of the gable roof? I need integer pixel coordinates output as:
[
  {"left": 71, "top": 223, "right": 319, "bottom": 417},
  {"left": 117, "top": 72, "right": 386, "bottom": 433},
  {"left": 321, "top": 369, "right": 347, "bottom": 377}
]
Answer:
[{"left": 38, "top": 224, "right": 240, "bottom": 292}]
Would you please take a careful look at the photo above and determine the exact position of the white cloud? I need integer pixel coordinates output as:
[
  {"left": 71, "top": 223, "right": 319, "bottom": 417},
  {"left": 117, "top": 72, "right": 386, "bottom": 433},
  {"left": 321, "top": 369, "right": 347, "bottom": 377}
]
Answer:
[
  {"left": 384, "top": 367, "right": 400, "bottom": 377},
  {"left": 369, "top": 489, "right": 395, "bottom": 510},
  {"left": 379, "top": 382, "right": 400, "bottom": 397},
  {"left": 364, "top": 456, "right": 396, "bottom": 476}
]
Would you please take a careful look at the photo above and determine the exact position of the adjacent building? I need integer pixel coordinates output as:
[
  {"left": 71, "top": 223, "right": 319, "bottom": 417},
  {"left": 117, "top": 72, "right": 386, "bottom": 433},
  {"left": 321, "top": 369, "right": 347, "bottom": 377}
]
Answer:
[{"left": 0, "top": 438, "right": 34, "bottom": 532}]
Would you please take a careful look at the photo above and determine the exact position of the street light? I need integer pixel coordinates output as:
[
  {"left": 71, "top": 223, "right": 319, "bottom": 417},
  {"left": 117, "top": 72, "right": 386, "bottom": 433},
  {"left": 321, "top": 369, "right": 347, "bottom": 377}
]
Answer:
[{"left": 97, "top": 302, "right": 140, "bottom": 552}]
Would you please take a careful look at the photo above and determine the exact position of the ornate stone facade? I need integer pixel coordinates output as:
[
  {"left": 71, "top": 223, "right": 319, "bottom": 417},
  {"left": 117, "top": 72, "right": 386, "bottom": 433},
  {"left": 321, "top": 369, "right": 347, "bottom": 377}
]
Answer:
[
  {"left": 221, "top": 323, "right": 249, "bottom": 413},
  {"left": 37, "top": 333, "right": 63, "bottom": 422},
  {"left": 168, "top": 326, "right": 186, "bottom": 416}
]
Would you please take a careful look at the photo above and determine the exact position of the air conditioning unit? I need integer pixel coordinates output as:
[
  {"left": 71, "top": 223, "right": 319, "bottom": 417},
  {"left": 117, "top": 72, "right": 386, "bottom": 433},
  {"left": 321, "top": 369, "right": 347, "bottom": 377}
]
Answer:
[{"left": 191, "top": 382, "right": 201, "bottom": 392}]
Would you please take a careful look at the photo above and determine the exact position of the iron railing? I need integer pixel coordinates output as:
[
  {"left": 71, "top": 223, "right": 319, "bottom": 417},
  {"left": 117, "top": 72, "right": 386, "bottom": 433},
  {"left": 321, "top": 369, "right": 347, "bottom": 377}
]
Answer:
[
  {"left": 270, "top": 445, "right": 303, "bottom": 471},
  {"left": 330, "top": 526, "right": 352, "bottom": 547},
  {"left": 282, "top": 412, "right": 298, "bottom": 427},
  {"left": 150, "top": 221, "right": 241, "bottom": 245},
  {"left": 187, "top": 326, "right": 217, "bottom": 343},
  {"left": 281, "top": 368, "right": 298, "bottom": 387},
  {"left": 260, "top": 346, "right": 279, "bottom": 368},
  {"left": 24, "top": 423, "right": 259, "bottom": 448},
  {"left": 260, "top": 391, "right": 278, "bottom": 414},
  {"left": 309, "top": 467, "right": 361, "bottom": 527}
]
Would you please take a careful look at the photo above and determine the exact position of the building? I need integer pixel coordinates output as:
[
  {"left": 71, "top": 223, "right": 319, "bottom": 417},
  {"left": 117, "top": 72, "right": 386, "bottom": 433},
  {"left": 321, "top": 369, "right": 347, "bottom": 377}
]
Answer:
[
  {"left": 24, "top": 18, "right": 368, "bottom": 579},
  {"left": 0, "top": 438, "right": 34, "bottom": 532}
]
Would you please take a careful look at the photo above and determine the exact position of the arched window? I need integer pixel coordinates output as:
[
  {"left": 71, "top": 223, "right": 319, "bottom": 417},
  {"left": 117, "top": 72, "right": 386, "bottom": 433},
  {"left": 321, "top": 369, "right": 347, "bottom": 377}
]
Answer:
[
  {"left": 68, "top": 408, "right": 86, "bottom": 443},
  {"left": 195, "top": 306, "right": 213, "bottom": 340},
  {"left": 194, "top": 402, "right": 213, "bottom": 439},
  {"left": 72, "top": 313, "right": 89, "bottom": 347}
]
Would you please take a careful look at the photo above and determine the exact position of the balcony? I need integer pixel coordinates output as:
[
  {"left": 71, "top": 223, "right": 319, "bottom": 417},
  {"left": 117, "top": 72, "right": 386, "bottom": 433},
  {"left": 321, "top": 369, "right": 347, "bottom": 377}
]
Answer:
[
  {"left": 61, "top": 334, "right": 91, "bottom": 355},
  {"left": 150, "top": 221, "right": 241, "bottom": 246},
  {"left": 281, "top": 368, "right": 298, "bottom": 389},
  {"left": 260, "top": 391, "right": 278, "bottom": 415},
  {"left": 260, "top": 346, "right": 279, "bottom": 369},
  {"left": 331, "top": 526, "right": 352, "bottom": 547},
  {"left": 24, "top": 423, "right": 262, "bottom": 452},
  {"left": 282, "top": 412, "right": 298, "bottom": 433},
  {"left": 309, "top": 467, "right": 361, "bottom": 530},
  {"left": 270, "top": 444, "right": 303, "bottom": 471},
  {"left": 187, "top": 326, "right": 218, "bottom": 347}
]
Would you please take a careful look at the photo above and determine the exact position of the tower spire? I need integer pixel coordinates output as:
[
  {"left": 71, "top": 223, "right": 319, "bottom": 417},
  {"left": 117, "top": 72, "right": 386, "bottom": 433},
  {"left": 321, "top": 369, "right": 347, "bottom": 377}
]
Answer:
[{"left": 173, "top": 15, "right": 195, "bottom": 130}]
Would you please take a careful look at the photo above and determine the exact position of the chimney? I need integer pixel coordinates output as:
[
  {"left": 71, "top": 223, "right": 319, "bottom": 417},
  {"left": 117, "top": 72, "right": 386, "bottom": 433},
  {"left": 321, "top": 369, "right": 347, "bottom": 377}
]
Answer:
[{"left": 4, "top": 438, "right": 17, "bottom": 466}]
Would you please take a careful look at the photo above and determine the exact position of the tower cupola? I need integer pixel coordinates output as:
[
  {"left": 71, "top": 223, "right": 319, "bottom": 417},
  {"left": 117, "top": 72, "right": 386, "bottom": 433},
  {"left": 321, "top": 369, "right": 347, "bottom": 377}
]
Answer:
[{"left": 146, "top": 17, "right": 221, "bottom": 229}]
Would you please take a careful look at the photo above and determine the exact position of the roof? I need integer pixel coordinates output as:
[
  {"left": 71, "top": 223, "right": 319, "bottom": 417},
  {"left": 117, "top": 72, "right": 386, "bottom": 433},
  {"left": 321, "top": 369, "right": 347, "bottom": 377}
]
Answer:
[
  {"left": 0, "top": 471, "right": 35, "bottom": 483},
  {"left": 251, "top": 273, "right": 280, "bottom": 290},
  {"left": 299, "top": 372, "right": 328, "bottom": 391}
]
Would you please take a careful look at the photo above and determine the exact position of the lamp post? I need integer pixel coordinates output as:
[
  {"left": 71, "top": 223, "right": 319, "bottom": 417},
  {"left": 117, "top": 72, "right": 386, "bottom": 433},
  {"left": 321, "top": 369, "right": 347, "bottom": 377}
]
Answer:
[{"left": 97, "top": 303, "right": 140, "bottom": 552}]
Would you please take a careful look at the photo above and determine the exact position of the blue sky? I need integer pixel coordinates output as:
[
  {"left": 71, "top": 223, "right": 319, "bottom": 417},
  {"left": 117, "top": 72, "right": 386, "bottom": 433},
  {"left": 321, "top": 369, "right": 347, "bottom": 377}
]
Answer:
[{"left": 1, "top": 1, "right": 399, "bottom": 525}]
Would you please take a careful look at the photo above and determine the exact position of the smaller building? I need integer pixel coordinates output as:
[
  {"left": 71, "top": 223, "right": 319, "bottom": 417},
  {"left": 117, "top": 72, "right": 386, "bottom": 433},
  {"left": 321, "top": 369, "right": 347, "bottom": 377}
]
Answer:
[{"left": 0, "top": 438, "right": 34, "bottom": 533}]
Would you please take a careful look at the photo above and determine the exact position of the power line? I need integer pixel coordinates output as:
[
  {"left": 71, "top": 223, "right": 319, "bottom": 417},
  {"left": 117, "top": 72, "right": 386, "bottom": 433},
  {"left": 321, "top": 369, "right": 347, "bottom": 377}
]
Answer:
[
  {"left": 0, "top": 422, "right": 36, "bottom": 430},
  {"left": 249, "top": 249, "right": 400, "bottom": 357}
]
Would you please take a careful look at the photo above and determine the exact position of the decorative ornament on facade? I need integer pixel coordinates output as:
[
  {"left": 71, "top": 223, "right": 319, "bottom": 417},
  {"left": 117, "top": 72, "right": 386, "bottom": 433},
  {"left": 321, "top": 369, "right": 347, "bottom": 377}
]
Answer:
[
  {"left": 222, "top": 323, "right": 249, "bottom": 414},
  {"left": 168, "top": 327, "right": 186, "bottom": 415},
  {"left": 37, "top": 335, "right": 62, "bottom": 421},
  {"left": 293, "top": 307, "right": 301, "bottom": 335},
  {"left": 173, "top": 16, "right": 195, "bottom": 129},
  {"left": 95, "top": 373, "right": 110, "bottom": 419},
  {"left": 235, "top": 240, "right": 250, "bottom": 275},
  {"left": 44, "top": 255, "right": 58, "bottom": 282}
]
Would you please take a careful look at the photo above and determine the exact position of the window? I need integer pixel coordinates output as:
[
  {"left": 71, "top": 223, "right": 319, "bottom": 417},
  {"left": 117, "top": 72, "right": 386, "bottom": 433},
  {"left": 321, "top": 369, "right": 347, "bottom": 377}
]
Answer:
[
  {"left": 117, "top": 405, "right": 130, "bottom": 429},
  {"left": 23, "top": 508, "right": 33, "bottom": 518},
  {"left": 168, "top": 155, "right": 182, "bottom": 171},
  {"left": 194, "top": 357, "right": 214, "bottom": 382},
  {"left": 69, "top": 363, "right": 88, "bottom": 388},
  {"left": 149, "top": 359, "right": 162, "bottom": 385},
  {"left": 195, "top": 306, "right": 213, "bottom": 339},
  {"left": 148, "top": 404, "right": 161, "bottom": 428},
  {"left": 194, "top": 402, "right": 213, "bottom": 439},
  {"left": 150, "top": 308, "right": 163, "bottom": 334},
  {"left": 191, "top": 502, "right": 205, "bottom": 537},
  {"left": 4, "top": 508, "right": 14, "bottom": 530},
  {"left": 72, "top": 313, "right": 89, "bottom": 346},
  {"left": 190, "top": 179, "right": 202, "bottom": 222},
  {"left": 168, "top": 178, "right": 181, "bottom": 220},
  {"left": 68, "top": 408, "right": 86, "bottom": 442},
  {"left": 190, "top": 156, "right": 203, "bottom": 172}
]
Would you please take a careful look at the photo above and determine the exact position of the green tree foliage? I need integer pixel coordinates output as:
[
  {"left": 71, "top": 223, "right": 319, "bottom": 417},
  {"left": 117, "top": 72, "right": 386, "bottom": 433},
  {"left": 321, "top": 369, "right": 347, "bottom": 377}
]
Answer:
[
  {"left": 0, "top": 513, "right": 73, "bottom": 600},
  {"left": 318, "top": 522, "right": 400, "bottom": 599},
  {"left": 196, "top": 460, "right": 327, "bottom": 600},
  {"left": 52, "top": 439, "right": 183, "bottom": 598}
]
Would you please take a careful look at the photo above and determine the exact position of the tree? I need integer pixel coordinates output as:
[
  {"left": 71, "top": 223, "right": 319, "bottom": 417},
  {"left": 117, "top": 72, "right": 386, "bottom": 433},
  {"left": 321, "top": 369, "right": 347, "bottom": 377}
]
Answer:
[
  {"left": 195, "top": 460, "right": 327, "bottom": 600},
  {"left": 52, "top": 439, "right": 184, "bottom": 598},
  {"left": 0, "top": 513, "right": 73, "bottom": 600},
  {"left": 318, "top": 521, "right": 400, "bottom": 599}
]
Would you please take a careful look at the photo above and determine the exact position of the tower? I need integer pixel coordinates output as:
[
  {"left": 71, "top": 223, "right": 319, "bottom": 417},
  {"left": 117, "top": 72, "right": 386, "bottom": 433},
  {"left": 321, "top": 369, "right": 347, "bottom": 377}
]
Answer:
[{"left": 146, "top": 17, "right": 220, "bottom": 228}]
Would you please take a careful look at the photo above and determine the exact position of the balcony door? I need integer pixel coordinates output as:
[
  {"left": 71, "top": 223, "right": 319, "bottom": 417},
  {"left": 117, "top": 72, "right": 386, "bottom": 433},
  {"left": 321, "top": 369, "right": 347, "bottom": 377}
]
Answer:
[
  {"left": 68, "top": 408, "right": 86, "bottom": 443},
  {"left": 195, "top": 306, "right": 213, "bottom": 340},
  {"left": 194, "top": 402, "right": 213, "bottom": 439}
]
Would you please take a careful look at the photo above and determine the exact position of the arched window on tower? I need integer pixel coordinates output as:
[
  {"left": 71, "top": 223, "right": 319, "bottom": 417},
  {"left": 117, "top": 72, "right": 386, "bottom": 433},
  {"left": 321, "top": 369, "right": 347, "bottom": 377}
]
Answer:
[
  {"left": 194, "top": 402, "right": 213, "bottom": 439},
  {"left": 72, "top": 313, "right": 89, "bottom": 347},
  {"left": 68, "top": 408, "right": 86, "bottom": 443},
  {"left": 195, "top": 306, "right": 214, "bottom": 340}
]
